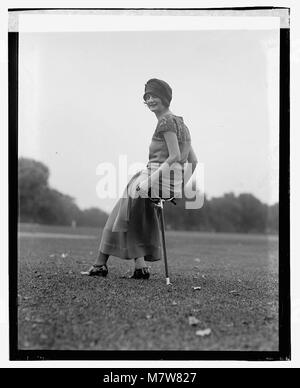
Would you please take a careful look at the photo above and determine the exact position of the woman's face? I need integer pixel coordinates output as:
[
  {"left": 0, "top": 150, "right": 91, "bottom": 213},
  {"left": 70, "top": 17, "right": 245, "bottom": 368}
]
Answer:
[{"left": 144, "top": 93, "right": 166, "bottom": 113}]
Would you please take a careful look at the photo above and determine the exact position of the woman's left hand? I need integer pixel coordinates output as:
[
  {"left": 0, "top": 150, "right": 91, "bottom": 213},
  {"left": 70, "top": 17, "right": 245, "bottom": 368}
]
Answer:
[{"left": 136, "top": 178, "right": 151, "bottom": 196}]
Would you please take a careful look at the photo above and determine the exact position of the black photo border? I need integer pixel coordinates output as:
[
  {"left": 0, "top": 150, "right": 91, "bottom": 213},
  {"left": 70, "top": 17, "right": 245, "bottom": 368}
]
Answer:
[{"left": 8, "top": 7, "right": 291, "bottom": 362}]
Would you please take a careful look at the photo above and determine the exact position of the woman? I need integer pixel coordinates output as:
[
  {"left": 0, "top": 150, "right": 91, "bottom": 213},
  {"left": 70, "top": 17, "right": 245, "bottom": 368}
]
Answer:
[{"left": 82, "top": 78, "right": 198, "bottom": 279}]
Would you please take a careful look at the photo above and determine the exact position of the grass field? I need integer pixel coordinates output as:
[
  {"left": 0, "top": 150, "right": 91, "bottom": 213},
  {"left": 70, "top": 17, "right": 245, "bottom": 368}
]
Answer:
[{"left": 17, "top": 224, "right": 279, "bottom": 351}]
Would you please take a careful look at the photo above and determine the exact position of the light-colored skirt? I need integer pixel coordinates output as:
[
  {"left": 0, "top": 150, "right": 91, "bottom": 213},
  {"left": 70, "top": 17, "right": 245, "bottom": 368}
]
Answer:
[{"left": 99, "top": 163, "right": 184, "bottom": 261}]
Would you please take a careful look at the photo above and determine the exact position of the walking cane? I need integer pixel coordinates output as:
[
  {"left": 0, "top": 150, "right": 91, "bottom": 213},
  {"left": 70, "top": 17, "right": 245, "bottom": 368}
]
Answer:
[
  {"left": 150, "top": 197, "right": 176, "bottom": 286},
  {"left": 136, "top": 185, "right": 176, "bottom": 285},
  {"left": 157, "top": 199, "right": 170, "bottom": 285}
]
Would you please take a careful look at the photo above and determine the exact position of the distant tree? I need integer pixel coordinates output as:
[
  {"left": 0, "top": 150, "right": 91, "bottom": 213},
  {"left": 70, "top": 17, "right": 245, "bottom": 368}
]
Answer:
[
  {"left": 237, "top": 193, "right": 267, "bottom": 233},
  {"left": 78, "top": 207, "right": 108, "bottom": 228},
  {"left": 18, "top": 158, "right": 50, "bottom": 222},
  {"left": 267, "top": 203, "right": 279, "bottom": 233},
  {"left": 37, "top": 188, "right": 81, "bottom": 225},
  {"left": 18, "top": 158, "right": 81, "bottom": 225},
  {"left": 209, "top": 193, "right": 242, "bottom": 232},
  {"left": 164, "top": 193, "right": 207, "bottom": 231}
]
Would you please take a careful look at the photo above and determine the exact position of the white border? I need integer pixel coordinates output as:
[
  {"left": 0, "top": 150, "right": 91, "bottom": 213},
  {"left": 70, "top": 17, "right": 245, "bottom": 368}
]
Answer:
[
  {"left": 17, "top": 14, "right": 280, "bottom": 32},
  {"left": 1, "top": 0, "right": 299, "bottom": 369}
]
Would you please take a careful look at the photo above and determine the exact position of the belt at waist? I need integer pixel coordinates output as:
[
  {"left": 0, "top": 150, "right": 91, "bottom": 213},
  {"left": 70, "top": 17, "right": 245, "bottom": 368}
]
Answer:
[{"left": 146, "top": 161, "right": 185, "bottom": 171}]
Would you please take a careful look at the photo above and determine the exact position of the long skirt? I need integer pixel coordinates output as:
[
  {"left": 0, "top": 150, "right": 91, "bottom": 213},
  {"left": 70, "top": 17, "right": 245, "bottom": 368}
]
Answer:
[
  {"left": 98, "top": 163, "right": 184, "bottom": 262},
  {"left": 99, "top": 169, "right": 162, "bottom": 262}
]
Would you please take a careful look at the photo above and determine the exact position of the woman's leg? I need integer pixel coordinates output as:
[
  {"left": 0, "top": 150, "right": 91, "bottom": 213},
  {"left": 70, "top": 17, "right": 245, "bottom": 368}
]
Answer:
[
  {"left": 81, "top": 251, "right": 109, "bottom": 276},
  {"left": 94, "top": 251, "right": 109, "bottom": 266},
  {"left": 132, "top": 256, "right": 150, "bottom": 279},
  {"left": 134, "top": 256, "right": 147, "bottom": 269}
]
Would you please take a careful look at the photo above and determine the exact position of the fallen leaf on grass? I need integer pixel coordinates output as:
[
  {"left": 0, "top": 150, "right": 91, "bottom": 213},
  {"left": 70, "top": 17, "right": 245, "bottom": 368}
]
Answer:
[
  {"left": 195, "top": 328, "right": 211, "bottom": 337},
  {"left": 229, "top": 290, "right": 240, "bottom": 295},
  {"left": 193, "top": 286, "right": 202, "bottom": 290},
  {"left": 264, "top": 316, "right": 274, "bottom": 322},
  {"left": 33, "top": 318, "right": 44, "bottom": 323},
  {"left": 120, "top": 270, "right": 133, "bottom": 279},
  {"left": 188, "top": 316, "right": 200, "bottom": 326}
]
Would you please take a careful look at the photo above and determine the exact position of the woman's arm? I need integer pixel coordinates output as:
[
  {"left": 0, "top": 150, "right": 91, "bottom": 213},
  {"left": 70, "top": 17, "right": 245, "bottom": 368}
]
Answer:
[
  {"left": 140, "top": 132, "right": 180, "bottom": 189},
  {"left": 187, "top": 145, "right": 198, "bottom": 172},
  {"left": 162, "top": 131, "right": 181, "bottom": 165},
  {"left": 136, "top": 131, "right": 181, "bottom": 195},
  {"left": 183, "top": 145, "right": 198, "bottom": 186}
]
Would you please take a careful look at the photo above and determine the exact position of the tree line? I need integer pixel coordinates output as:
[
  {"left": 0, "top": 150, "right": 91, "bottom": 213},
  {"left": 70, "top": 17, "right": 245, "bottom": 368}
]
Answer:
[
  {"left": 164, "top": 192, "right": 278, "bottom": 234},
  {"left": 18, "top": 158, "right": 278, "bottom": 234},
  {"left": 18, "top": 158, "right": 107, "bottom": 227}
]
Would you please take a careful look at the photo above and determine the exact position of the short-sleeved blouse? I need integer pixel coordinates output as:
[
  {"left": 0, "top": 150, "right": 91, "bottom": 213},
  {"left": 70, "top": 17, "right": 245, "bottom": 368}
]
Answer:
[{"left": 147, "top": 113, "right": 191, "bottom": 166}]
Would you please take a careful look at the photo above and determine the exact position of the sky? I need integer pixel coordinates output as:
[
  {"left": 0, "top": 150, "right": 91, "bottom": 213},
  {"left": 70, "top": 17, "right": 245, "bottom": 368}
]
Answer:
[{"left": 18, "top": 28, "right": 279, "bottom": 213}]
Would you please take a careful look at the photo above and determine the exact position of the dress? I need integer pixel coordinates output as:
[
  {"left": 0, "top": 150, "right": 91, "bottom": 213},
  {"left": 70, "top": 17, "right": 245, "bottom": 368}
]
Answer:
[{"left": 99, "top": 113, "right": 192, "bottom": 261}]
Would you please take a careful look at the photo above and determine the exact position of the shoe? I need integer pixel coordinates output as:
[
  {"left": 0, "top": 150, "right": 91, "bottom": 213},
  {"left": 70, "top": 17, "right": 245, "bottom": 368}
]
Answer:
[
  {"left": 81, "top": 264, "right": 108, "bottom": 277},
  {"left": 130, "top": 267, "right": 150, "bottom": 280}
]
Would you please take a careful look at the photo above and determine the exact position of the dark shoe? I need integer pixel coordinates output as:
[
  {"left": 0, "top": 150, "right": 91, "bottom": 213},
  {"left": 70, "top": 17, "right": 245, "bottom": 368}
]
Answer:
[
  {"left": 81, "top": 264, "right": 108, "bottom": 277},
  {"left": 131, "top": 267, "right": 150, "bottom": 280}
]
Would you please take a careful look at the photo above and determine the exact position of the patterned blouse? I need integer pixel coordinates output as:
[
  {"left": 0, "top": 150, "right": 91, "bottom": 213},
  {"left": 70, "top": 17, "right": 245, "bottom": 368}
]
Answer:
[{"left": 147, "top": 113, "right": 192, "bottom": 166}]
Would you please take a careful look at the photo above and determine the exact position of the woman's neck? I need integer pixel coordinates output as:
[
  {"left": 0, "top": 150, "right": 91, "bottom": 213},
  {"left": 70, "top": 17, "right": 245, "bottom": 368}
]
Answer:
[{"left": 154, "top": 108, "right": 173, "bottom": 120}]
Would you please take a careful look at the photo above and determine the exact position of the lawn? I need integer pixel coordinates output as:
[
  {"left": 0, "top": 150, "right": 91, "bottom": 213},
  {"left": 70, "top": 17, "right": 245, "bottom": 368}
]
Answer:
[{"left": 17, "top": 224, "right": 279, "bottom": 351}]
